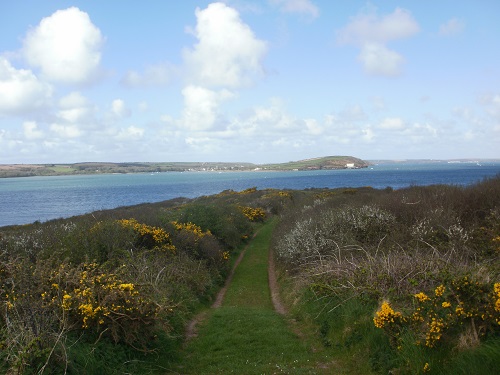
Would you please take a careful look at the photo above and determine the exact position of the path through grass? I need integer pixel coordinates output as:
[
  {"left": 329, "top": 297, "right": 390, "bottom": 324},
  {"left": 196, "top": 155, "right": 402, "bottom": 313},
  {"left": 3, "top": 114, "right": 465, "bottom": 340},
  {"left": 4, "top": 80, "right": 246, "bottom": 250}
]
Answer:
[{"left": 170, "top": 220, "right": 342, "bottom": 374}]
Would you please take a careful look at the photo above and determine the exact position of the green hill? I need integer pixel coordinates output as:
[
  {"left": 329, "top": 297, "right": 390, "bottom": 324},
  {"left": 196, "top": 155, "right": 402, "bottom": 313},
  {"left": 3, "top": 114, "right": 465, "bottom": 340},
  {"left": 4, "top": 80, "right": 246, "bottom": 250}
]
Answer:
[
  {"left": 0, "top": 156, "right": 368, "bottom": 177},
  {"left": 260, "top": 155, "right": 369, "bottom": 171}
]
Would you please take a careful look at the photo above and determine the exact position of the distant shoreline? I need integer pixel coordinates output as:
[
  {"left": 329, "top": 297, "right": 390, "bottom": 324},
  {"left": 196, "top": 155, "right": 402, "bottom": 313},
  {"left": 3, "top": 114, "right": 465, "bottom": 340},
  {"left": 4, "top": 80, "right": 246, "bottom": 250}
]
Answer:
[{"left": 0, "top": 156, "right": 369, "bottom": 178}]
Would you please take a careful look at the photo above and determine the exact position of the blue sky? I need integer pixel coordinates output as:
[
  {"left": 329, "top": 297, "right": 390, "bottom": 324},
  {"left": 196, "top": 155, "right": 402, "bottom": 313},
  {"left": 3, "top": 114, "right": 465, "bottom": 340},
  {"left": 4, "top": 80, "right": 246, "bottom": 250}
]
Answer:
[{"left": 1, "top": 0, "right": 499, "bottom": 163}]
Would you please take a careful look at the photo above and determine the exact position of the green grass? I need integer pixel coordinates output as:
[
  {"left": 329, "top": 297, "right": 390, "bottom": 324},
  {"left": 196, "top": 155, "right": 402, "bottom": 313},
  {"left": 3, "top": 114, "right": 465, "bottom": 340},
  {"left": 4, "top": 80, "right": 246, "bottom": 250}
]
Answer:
[{"left": 170, "top": 220, "right": 342, "bottom": 374}]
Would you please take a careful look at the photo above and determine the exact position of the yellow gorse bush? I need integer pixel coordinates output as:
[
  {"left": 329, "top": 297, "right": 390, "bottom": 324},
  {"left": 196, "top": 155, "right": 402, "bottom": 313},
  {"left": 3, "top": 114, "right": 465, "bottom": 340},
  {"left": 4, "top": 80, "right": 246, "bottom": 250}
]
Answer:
[
  {"left": 238, "top": 206, "right": 266, "bottom": 222},
  {"left": 373, "top": 301, "right": 404, "bottom": 329},
  {"left": 374, "top": 277, "right": 500, "bottom": 350},
  {"left": 42, "top": 262, "right": 158, "bottom": 333},
  {"left": 171, "top": 221, "right": 211, "bottom": 238},
  {"left": 117, "top": 218, "right": 176, "bottom": 252}
]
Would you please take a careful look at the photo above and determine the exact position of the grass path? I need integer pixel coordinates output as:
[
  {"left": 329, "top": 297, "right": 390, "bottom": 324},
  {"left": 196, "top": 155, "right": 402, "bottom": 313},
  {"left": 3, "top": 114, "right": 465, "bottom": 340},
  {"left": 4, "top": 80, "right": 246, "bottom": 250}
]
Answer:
[{"left": 169, "top": 221, "right": 342, "bottom": 374}]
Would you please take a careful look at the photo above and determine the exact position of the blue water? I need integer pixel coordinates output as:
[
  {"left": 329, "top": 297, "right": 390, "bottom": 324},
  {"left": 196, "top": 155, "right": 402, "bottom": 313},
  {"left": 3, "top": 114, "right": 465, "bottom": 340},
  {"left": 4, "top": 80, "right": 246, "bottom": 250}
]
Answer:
[{"left": 1, "top": 162, "right": 499, "bottom": 227}]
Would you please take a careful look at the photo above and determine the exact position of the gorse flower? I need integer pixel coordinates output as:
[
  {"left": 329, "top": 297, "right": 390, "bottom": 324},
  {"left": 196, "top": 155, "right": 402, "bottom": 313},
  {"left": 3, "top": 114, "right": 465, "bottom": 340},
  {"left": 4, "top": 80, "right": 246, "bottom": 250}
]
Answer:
[
  {"left": 434, "top": 285, "right": 445, "bottom": 297},
  {"left": 238, "top": 206, "right": 266, "bottom": 222},
  {"left": 414, "top": 292, "right": 430, "bottom": 302},
  {"left": 171, "top": 221, "right": 211, "bottom": 238},
  {"left": 117, "top": 219, "right": 176, "bottom": 252},
  {"left": 374, "top": 301, "right": 403, "bottom": 329}
]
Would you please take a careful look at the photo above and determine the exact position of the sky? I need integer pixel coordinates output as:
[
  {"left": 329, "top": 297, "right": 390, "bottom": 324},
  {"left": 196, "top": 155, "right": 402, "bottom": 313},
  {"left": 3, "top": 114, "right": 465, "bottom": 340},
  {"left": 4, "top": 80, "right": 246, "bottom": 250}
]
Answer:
[{"left": 0, "top": 0, "right": 499, "bottom": 164}]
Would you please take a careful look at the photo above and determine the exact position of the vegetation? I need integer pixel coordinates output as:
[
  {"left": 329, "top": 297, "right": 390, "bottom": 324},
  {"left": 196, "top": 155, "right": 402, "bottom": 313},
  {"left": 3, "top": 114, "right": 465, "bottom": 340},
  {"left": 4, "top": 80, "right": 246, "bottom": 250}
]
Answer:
[
  {"left": 272, "top": 176, "right": 500, "bottom": 373},
  {"left": 2, "top": 174, "right": 499, "bottom": 373},
  {"left": 261, "top": 155, "right": 368, "bottom": 170},
  {"left": 0, "top": 187, "right": 292, "bottom": 374},
  {"left": 0, "top": 155, "right": 368, "bottom": 178}
]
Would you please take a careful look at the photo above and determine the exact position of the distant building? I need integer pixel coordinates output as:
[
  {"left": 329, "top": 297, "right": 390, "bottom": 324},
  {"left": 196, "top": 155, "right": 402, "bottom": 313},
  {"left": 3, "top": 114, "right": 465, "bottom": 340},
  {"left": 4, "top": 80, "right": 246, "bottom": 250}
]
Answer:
[{"left": 345, "top": 163, "right": 355, "bottom": 169}]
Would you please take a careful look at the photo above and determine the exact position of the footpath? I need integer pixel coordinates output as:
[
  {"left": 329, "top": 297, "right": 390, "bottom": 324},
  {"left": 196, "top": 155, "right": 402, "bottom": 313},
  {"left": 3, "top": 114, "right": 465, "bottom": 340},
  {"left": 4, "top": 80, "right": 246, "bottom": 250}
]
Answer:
[{"left": 170, "top": 220, "right": 341, "bottom": 374}]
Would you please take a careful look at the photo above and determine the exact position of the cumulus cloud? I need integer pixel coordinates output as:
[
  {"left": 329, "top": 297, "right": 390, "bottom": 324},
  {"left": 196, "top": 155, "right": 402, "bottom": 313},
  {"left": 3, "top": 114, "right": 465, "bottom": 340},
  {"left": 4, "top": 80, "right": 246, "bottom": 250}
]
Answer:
[
  {"left": 111, "top": 99, "right": 131, "bottom": 118},
  {"left": 56, "top": 92, "right": 94, "bottom": 124},
  {"left": 50, "top": 123, "right": 82, "bottom": 138},
  {"left": 121, "top": 63, "right": 178, "bottom": 87},
  {"left": 183, "top": 2, "right": 268, "bottom": 88},
  {"left": 439, "top": 18, "right": 465, "bottom": 36},
  {"left": 0, "top": 57, "right": 52, "bottom": 115},
  {"left": 305, "top": 118, "right": 322, "bottom": 135},
  {"left": 23, "top": 121, "right": 44, "bottom": 140},
  {"left": 357, "top": 43, "right": 404, "bottom": 76},
  {"left": 379, "top": 117, "right": 406, "bottom": 130},
  {"left": 337, "top": 7, "right": 419, "bottom": 76},
  {"left": 180, "top": 85, "right": 235, "bottom": 131},
  {"left": 269, "top": 0, "right": 319, "bottom": 18},
  {"left": 115, "top": 126, "right": 144, "bottom": 141},
  {"left": 23, "top": 7, "right": 104, "bottom": 84}
]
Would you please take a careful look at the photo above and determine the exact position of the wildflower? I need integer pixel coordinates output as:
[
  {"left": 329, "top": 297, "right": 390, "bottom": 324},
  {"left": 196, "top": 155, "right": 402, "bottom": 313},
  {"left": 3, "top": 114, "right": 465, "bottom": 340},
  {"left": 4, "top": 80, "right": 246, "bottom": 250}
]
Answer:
[
  {"left": 423, "top": 362, "right": 430, "bottom": 372},
  {"left": 62, "top": 294, "right": 72, "bottom": 310},
  {"left": 374, "top": 301, "right": 402, "bottom": 329},
  {"left": 414, "top": 292, "right": 430, "bottom": 302},
  {"left": 442, "top": 301, "right": 451, "bottom": 308},
  {"left": 118, "top": 283, "right": 135, "bottom": 291},
  {"left": 435, "top": 285, "right": 445, "bottom": 297}
]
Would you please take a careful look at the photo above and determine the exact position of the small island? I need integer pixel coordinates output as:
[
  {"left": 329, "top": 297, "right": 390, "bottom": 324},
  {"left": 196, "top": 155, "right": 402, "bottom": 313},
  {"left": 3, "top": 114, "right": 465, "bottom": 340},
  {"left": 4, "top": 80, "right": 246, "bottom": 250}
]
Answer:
[{"left": 0, "top": 156, "right": 369, "bottom": 178}]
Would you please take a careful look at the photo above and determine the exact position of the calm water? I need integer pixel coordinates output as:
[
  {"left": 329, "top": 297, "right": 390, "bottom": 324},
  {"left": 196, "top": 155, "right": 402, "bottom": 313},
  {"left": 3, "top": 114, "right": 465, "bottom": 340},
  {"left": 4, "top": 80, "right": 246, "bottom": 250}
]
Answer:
[{"left": 1, "top": 162, "right": 499, "bottom": 227}]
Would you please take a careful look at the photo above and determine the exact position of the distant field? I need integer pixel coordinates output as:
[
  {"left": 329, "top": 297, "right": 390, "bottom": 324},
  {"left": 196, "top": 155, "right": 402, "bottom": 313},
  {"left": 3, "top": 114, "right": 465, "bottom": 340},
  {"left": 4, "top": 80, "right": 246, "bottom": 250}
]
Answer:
[{"left": 0, "top": 156, "right": 369, "bottom": 178}]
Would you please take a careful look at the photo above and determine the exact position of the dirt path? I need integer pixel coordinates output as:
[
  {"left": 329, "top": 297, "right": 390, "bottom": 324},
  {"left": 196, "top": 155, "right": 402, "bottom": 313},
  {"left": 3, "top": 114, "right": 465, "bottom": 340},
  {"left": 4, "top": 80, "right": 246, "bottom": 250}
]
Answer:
[
  {"left": 184, "top": 226, "right": 286, "bottom": 342},
  {"left": 268, "top": 248, "right": 286, "bottom": 315}
]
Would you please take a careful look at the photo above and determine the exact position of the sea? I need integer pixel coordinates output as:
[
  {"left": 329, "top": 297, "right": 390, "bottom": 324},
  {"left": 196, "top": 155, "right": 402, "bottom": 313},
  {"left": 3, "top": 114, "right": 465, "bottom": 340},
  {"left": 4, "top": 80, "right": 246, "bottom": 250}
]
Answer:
[{"left": 1, "top": 161, "right": 499, "bottom": 227}]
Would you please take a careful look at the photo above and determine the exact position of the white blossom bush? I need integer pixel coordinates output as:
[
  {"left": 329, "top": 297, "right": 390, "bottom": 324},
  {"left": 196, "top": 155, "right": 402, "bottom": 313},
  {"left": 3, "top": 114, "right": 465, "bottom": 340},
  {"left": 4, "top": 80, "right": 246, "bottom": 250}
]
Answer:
[{"left": 275, "top": 204, "right": 396, "bottom": 267}]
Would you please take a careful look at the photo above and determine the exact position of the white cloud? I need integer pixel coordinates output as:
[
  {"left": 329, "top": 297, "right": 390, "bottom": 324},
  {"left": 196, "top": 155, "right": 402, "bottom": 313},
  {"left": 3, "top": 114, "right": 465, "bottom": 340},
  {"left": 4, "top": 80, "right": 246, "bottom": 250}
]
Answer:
[
  {"left": 183, "top": 2, "right": 268, "bottom": 88},
  {"left": 111, "top": 99, "right": 131, "bottom": 118},
  {"left": 337, "top": 7, "right": 419, "bottom": 76},
  {"left": 180, "top": 85, "right": 235, "bottom": 131},
  {"left": 439, "top": 18, "right": 465, "bottom": 36},
  {"left": 244, "top": 98, "right": 298, "bottom": 131},
  {"left": 269, "top": 0, "right": 319, "bottom": 18},
  {"left": 23, "top": 7, "right": 104, "bottom": 84},
  {"left": 0, "top": 57, "right": 52, "bottom": 115},
  {"left": 115, "top": 126, "right": 144, "bottom": 141},
  {"left": 358, "top": 43, "right": 404, "bottom": 76},
  {"left": 362, "top": 127, "right": 375, "bottom": 142},
  {"left": 23, "top": 121, "right": 44, "bottom": 140},
  {"left": 121, "top": 63, "right": 178, "bottom": 87},
  {"left": 57, "top": 92, "right": 94, "bottom": 124},
  {"left": 379, "top": 117, "right": 405, "bottom": 130},
  {"left": 50, "top": 123, "right": 82, "bottom": 138},
  {"left": 305, "top": 118, "right": 322, "bottom": 135}
]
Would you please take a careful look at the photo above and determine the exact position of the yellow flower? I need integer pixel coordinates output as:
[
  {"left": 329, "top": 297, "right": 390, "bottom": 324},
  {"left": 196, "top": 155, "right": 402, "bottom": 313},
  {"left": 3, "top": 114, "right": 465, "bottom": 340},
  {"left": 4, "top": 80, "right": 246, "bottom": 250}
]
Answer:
[
  {"left": 373, "top": 301, "right": 402, "bottom": 328},
  {"left": 494, "top": 283, "right": 500, "bottom": 297},
  {"left": 442, "top": 301, "right": 451, "bottom": 308},
  {"left": 62, "top": 294, "right": 72, "bottom": 310},
  {"left": 414, "top": 292, "right": 430, "bottom": 302},
  {"left": 119, "top": 283, "right": 135, "bottom": 292},
  {"left": 423, "top": 362, "right": 430, "bottom": 372},
  {"left": 435, "top": 285, "right": 445, "bottom": 297}
]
